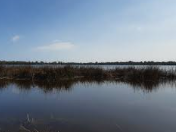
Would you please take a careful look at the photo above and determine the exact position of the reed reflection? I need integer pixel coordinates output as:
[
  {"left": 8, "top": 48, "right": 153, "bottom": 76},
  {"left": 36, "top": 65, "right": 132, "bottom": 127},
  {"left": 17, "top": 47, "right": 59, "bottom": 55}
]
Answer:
[{"left": 0, "top": 78, "right": 176, "bottom": 93}]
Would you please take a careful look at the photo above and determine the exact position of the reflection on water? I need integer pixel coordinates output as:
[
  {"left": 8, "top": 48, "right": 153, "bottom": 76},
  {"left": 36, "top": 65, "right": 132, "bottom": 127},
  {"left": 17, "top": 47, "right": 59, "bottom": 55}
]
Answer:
[
  {"left": 0, "top": 79, "right": 176, "bottom": 93},
  {"left": 0, "top": 80, "right": 176, "bottom": 132}
]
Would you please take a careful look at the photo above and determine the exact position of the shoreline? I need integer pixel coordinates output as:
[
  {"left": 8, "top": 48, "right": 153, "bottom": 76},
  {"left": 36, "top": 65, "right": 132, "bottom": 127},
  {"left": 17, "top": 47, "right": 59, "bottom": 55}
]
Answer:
[
  {"left": 0, "top": 65, "right": 176, "bottom": 89},
  {"left": 0, "top": 65, "right": 176, "bottom": 81}
]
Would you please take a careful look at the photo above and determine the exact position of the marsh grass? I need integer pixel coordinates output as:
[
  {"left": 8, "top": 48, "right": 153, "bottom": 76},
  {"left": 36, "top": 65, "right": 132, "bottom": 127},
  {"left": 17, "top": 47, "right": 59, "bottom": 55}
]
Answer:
[{"left": 0, "top": 65, "right": 176, "bottom": 90}]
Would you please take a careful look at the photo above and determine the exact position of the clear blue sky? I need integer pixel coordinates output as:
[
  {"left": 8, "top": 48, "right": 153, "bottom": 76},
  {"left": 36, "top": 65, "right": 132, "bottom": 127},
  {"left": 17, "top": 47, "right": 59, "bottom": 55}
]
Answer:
[{"left": 0, "top": 0, "right": 176, "bottom": 62}]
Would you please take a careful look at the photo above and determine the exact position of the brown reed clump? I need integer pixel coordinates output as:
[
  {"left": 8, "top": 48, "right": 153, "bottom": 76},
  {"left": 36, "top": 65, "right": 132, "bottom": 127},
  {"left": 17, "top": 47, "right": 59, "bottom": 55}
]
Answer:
[{"left": 0, "top": 65, "right": 176, "bottom": 85}]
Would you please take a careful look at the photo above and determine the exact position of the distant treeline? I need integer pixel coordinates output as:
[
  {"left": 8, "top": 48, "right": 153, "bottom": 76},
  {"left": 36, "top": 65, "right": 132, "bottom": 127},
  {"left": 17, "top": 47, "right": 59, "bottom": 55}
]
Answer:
[{"left": 1, "top": 61, "right": 176, "bottom": 65}]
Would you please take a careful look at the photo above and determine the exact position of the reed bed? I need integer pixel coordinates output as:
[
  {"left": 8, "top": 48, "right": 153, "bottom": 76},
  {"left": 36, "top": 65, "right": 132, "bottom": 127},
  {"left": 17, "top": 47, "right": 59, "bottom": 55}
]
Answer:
[
  {"left": 0, "top": 65, "right": 176, "bottom": 88},
  {"left": 0, "top": 65, "right": 176, "bottom": 80}
]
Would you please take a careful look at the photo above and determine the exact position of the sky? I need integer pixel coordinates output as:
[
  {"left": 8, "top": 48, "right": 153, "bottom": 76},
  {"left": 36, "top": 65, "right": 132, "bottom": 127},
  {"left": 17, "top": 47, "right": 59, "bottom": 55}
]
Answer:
[{"left": 0, "top": 0, "right": 176, "bottom": 62}]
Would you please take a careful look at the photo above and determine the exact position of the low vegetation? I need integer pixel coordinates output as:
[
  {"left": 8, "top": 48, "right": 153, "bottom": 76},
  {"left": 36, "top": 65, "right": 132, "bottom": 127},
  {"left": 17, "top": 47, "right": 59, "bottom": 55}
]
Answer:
[{"left": 0, "top": 65, "right": 176, "bottom": 90}]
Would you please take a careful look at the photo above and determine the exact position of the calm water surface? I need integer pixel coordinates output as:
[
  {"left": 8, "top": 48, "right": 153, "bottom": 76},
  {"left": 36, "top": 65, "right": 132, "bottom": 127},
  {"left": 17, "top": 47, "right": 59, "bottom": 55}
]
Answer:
[{"left": 0, "top": 82, "right": 176, "bottom": 132}]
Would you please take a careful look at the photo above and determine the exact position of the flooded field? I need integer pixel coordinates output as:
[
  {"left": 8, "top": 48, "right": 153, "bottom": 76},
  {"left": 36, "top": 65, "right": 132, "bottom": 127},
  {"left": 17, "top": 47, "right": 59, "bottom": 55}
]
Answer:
[{"left": 0, "top": 81, "right": 176, "bottom": 132}]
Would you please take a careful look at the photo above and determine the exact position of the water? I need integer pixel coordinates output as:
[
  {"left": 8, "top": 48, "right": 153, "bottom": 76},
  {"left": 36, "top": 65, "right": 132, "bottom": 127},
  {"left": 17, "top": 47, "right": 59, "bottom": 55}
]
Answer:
[
  {"left": 0, "top": 81, "right": 176, "bottom": 132},
  {"left": 74, "top": 64, "right": 176, "bottom": 70}
]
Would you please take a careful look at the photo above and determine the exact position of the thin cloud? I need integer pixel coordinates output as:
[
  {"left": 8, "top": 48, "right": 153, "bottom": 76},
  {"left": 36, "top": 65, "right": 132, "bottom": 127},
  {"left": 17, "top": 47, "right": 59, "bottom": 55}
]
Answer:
[
  {"left": 36, "top": 42, "right": 75, "bottom": 51},
  {"left": 136, "top": 26, "right": 142, "bottom": 32},
  {"left": 12, "top": 35, "right": 20, "bottom": 42}
]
